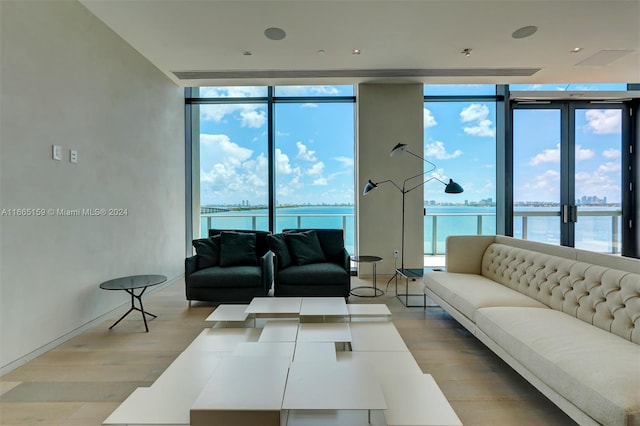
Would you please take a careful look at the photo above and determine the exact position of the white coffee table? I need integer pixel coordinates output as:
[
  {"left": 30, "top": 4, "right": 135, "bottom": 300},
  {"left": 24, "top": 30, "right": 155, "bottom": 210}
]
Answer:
[
  {"left": 297, "top": 322, "right": 351, "bottom": 342},
  {"left": 299, "top": 297, "right": 348, "bottom": 321},
  {"left": 259, "top": 320, "right": 300, "bottom": 342},
  {"left": 282, "top": 361, "right": 386, "bottom": 423},
  {"left": 347, "top": 303, "right": 392, "bottom": 321},
  {"left": 204, "top": 304, "right": 250, "bottom": 327},
  {"left": 245, "top": 297, "right": 302, "bottom": 324},
  {"left": 190, "top": 356, "right": 290, "bottom": 426}
]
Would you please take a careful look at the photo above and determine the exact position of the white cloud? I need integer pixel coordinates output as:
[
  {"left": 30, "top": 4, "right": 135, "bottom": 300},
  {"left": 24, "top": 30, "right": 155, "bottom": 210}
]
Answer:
[
  {"left": 460, "top": 104, "right": 489, "bottom": 122},
  {"left": 312, "top": 177, "right": 328, "bottom": 186},
  {"left": 199, "top": 133, "right": 268, "bottom": 203},
  {"left": 240, "top": 110, "right": 266, "bottom": 128},
  {"left": 584, "top": 110, "right": 621, "bottom": 135},
  {"left": 576, "top": 145, "right": 596, "bottom": 161},
  {"left": 460, "top": 104, "right": 495, "bottom": 137},
  {"left": 275, "top": 148, "right": 292, "bottom": 174},
  {"left": 333, "top": 156, "right": 354, "bottom": 168},
  {"left": 296, "top": 141, "right": 317, "bottom": 161},
  {"left": 424, "top": 108, "right": 437, "bottom": 128},
  {"left": 201, "top": 104, "right": 267, "bottom": 129},
  {"left": 276, "top": 86, "right": 340, "bottom": 96},
  {"left": 307, "top": 162, "right": 325, "bottom": 177},
  {"left": 302, "top": 103, "right": 318, "bottom": 108},
  {"left": 425, "top": 141, "right": 463, "bottom": 160},
  {"left": 200, "top": 134, "right": 253, "bottom": 166},
  {"left": 529, "top": 144, "right": 594, "bottom": 165},
  {"left": 597, "top": 161, "right": 621, "bottom": 173},
  {"left": 602, "top": 148, "right": 621, "bottom": 159},
  {"left": 529, "top": 146, "right": 560, "bottom": 165},
  {"left": 199, "top": 87, "right": 265, "bottom": 98},
  {"left": 464, "top": 119, "right": 495, "bottom": 137}
]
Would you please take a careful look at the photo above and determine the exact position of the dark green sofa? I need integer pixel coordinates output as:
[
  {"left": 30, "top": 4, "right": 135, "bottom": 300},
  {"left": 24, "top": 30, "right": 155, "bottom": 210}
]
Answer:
[
  {"left": 268, "top": 229, "right": 350, "bottom": 298},
  {"left": 185, "top": 229, "right": 273, "bottom": 303}
]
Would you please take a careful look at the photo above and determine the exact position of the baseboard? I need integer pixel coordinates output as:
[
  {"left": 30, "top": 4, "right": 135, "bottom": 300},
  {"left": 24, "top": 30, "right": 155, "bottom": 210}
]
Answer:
[{"left": 0, "top": 274, "right": 183, "bottom": 376}]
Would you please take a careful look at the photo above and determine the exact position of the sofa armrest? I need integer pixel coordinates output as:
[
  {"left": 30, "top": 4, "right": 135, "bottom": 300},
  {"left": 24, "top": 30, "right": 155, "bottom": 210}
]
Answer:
[
  {"left": 445, "top": 235, "right": 496, "bottom": 274},
  {"left": 261, "top": 251, "right": 274, "bottom": 293},
  {"left": 341, "top": 248, "right": 350, "bottom": 272},
  {"left": 185, "top": 256, "right": 198, "bottom": 278}
]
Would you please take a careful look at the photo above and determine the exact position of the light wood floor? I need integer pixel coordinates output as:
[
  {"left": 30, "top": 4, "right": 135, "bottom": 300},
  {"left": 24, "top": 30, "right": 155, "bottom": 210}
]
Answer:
[{"left": 0, "top": 276, "right": 577, "bottom": 426}]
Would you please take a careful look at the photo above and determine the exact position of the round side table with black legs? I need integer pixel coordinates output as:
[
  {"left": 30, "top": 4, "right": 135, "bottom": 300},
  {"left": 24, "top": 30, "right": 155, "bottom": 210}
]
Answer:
[
  {"left": 99, "top": 274, "right": 166, "bottom": 332},
  {"left": 350, "top": 255, "right": 384, "bottom": 297}
]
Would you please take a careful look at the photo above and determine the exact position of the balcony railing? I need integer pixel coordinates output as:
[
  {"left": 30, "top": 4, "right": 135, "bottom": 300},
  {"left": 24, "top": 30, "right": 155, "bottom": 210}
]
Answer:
[{"left": 200, "top": 209, "right": 623, "bottom": 256}]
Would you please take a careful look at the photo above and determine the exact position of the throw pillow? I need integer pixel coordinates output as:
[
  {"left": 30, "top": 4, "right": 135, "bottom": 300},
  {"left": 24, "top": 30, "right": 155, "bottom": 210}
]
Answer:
[
  {"left": 192, "top": 235, "right": 220, "bottom": 269},
  {"left": 266, "top": 233, "right": 292, "bottom": 269},
  {"left": 286, "top": 230, "right": 326, "bottom": 266},
  {"left": 219, "top": 231, "right": 258, "bottom": 267}
]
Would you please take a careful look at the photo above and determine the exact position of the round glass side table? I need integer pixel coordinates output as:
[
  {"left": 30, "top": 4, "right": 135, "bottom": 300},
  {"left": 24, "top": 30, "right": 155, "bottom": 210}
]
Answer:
[{"left": 350, "top": 255, "right": 384, "bottom": 297}]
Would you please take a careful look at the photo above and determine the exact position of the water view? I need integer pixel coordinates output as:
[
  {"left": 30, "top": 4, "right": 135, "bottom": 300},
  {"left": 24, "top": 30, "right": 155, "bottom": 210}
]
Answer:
[{"left": 200, "top": 204, "right": 622, "bottom": 256}]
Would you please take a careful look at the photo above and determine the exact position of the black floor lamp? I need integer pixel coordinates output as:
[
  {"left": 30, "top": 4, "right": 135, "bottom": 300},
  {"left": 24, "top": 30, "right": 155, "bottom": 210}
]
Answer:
[{"left": 363, "top": 143, "right": 463, "bottom": 306}]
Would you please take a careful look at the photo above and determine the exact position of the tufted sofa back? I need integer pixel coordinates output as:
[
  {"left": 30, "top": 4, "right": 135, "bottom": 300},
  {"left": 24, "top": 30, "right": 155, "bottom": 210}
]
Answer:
[{"left": 481, "top": 243, "right": 640, "bottom": 344}]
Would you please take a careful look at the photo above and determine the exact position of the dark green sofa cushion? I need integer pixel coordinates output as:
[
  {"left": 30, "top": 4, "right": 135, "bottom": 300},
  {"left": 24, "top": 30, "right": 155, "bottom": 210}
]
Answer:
[
  {"left": 283, "top": 229, "right": 345, "bottom": 263},
  {"left": 219, "top": 231, "right": 258, "bottom": 267},
  {"left": 285, "top": 230, "right": 326, "bottom": 266},
  {"left": 267, "top": 233, "right": 292, "bottom": 269},
  {"left": 192, "top": 235, "right": 220, "bottom": 269},
  {"left": 188, "top": 266, "right": 262, "bottom": 288},
  {"left": 277, "top": 262, "right": 349, "bottom": 286}
]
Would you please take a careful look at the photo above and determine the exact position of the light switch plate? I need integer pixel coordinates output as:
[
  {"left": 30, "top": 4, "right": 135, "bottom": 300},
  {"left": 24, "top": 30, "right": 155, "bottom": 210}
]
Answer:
[{"left": 52, "top": 145, "right": 62, "bottom": 161}]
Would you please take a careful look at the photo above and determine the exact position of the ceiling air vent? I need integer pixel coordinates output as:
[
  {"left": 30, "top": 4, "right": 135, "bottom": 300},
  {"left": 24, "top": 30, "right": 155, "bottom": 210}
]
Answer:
[{"left": 173, "top": 68, "right": 541, "bottom": 80}]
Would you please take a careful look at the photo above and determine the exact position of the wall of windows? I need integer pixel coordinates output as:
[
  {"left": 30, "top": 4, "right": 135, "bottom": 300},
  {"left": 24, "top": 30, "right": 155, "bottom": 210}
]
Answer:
[
  {"left": 186, "top": 83, "right": 638, "bottom": 260},
  {"left": 186, "top": 86, "right": 356, "bottom": 253}
]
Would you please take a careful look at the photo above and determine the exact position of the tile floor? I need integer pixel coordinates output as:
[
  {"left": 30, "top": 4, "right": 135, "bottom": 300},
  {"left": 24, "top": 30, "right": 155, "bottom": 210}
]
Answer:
[{"left": 0, "top": 276, "right": 577, "bottom": 426}]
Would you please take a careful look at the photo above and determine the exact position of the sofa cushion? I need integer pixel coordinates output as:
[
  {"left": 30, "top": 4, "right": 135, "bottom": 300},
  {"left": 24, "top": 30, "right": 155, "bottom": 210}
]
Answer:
[
  {"left": 284, "top": 229, "right": 345, "bottom": 263},
  {"left": 219, "top": 231, "right": 258, "bottom": 267},
  {"left": 476, "top": 306, "right": 640, "bottom": 426},
  {"left": 277, "top": 262, "right": 348, "bottom": 286},
  {"left": 267, "top": 233, "right": 292, "bottom": 269},
  {"left": 423, "top": 272, "right": 548, "bottom": 322},
  {"left": 192, "top": 235, "right": 220, "bottom": 269},
  {"left": 187, "top": 266, "right": 262, "bottom": 288},
  {"left": 285, "top": 230, "right": 326, "bottom": 266}
]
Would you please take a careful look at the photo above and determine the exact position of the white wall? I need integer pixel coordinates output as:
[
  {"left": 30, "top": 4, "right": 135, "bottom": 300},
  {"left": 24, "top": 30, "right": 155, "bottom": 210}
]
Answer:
[
  {"left": 357, "top": 84, "right": 424, "bottom": 275},
  {"left": 0, "top": 0, "right": 185, "bottom": 371}
]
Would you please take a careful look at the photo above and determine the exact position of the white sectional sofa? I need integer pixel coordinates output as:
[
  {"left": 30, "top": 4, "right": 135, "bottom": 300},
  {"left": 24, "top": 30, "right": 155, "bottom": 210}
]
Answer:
[{"left": 423, "top": 235, "right": 640, "bottom": 426}]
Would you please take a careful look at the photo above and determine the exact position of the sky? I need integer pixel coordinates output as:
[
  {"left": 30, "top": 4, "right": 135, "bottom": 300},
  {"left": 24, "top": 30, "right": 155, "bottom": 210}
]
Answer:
[{"left": 198, "top": 84, "right": 626, "bottom": 207}]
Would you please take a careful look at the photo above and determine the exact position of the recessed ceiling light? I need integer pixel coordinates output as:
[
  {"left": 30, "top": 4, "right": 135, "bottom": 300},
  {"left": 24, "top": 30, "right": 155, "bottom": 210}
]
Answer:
[
  {"left": 571, "top": 47, "right": 583, "bottom": 53},
  {"left": 461, "top": 48, "right": 472, "bottom": 57},
  {"left": 352, "top": 49, "right": 361, "bottom": 55},
  {"left": 243, "top": 51, "right": 252, "bottom": 56},
  {"left": 317, "top": 49, "right": 326, "bottom": 55},
  {"left": 512, "top": 25, "right": 538, "bottom": 39},
  {"left": 264, "top": 27, "right": 286, "bottom": 41}
]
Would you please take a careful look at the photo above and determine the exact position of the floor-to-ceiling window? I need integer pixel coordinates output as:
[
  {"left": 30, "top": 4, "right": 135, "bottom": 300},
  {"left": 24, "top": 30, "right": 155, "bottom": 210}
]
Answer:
[
  {"left": 187, "top": 85, "right": 356, "bottom": 253},
  {"left": 509, "top": 83, "right": 634, "bottom": 255},
  {"left": 273, "top": 86, "right": 355, "bottom": 253},
  {"left": 423, "top": 85, "right": 498, "bottom": 255}
]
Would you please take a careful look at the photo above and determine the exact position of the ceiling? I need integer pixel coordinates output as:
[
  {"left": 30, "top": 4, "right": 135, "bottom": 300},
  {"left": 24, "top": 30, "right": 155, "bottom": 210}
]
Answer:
[{"left": 79, "top": 0, "right": 640, "bottom": 87}]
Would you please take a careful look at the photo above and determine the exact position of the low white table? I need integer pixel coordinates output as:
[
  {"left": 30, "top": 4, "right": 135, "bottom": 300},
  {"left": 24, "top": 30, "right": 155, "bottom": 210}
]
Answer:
[
  {"left": 347, "top": 303, "right": 392, "bottom": 321},
  {"left": 190, "top": 356, "right": 290, "bottom": 426},
  {"left": 204, "top": 304, "right": 249, "bottom": 327},
  {"left": 299, "top": 297, "right": 348, "bottom": 321},
  {"left": 282, "top": 361, "right": 387, "bottom": 423},
  {"left": 297, "top": 322, "right": 351, "bottom": 344},
  {"left": 259, "top": 320, "right": 300, "bottom": 342},
  {"left": 245, "top": 296, "right": 302, "bottom": 318}
]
